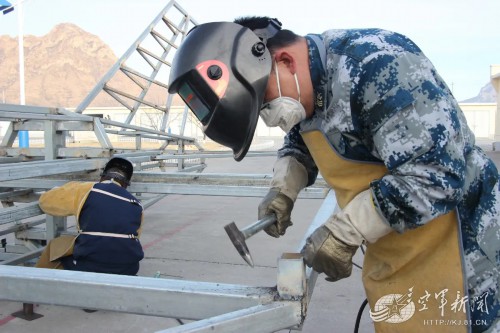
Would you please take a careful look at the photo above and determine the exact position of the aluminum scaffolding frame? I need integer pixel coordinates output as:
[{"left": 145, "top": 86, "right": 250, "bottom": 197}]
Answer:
[{"left": 0, "top": 1, "right": 334, "bottom": 331}]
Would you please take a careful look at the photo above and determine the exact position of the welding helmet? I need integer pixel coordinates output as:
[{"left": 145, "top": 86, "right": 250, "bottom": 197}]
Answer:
[
  {"left": 101, "top": 157, "right": 134, "bottom": 186},
  {"left": 168, "top": 20, "right": 281, "bottom": 161}
]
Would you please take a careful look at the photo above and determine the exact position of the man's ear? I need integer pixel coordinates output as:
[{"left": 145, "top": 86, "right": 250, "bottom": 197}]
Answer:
[{"left": 274, "top": 51, "right": 296, "bottom": 74}]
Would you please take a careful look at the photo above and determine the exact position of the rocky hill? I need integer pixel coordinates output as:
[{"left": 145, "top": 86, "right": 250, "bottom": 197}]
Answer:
[
  {"left": 0, "top": 23, "right": 167, "bottom": 108},
  {"left": 461, "top": 82, "right": 497, "bottom": 103},
  {"left": 0, "top": 23, "right": 496, "bottom": 108}
]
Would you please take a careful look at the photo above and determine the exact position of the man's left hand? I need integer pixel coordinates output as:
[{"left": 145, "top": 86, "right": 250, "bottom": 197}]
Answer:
[
  {"left": 301, "top": 225, "right": 358, "bottom": 281},
  {"left": 301, "top": 190, "right": 393, "bottom": 281}
]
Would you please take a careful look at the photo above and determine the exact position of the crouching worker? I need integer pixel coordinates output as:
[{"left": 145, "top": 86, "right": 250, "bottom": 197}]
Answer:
[{"left": 35, "top": 157, "right": 144, "bottom": 276}]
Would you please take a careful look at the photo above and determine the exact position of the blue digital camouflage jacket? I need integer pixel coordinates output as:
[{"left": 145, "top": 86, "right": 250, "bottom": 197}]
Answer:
[{"left": 279, "top": 28, "right": 500, "bottom": 331}]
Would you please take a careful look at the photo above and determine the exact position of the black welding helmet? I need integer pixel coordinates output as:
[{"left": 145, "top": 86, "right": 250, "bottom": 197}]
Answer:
[
  {"left": 168, "top": 20, "right": 280, "bottom": 161},
  {"left": 101, "top": 157, "right": 134, "bottom": 186}
]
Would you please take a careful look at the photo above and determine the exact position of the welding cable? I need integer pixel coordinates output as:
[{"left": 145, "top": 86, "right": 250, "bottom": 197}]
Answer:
[
  {"left": 354, "top": 298, "right": 369, "bottom": 333},
  {"left": 353, "top": 244, "right": 367, "bottom": 333}
]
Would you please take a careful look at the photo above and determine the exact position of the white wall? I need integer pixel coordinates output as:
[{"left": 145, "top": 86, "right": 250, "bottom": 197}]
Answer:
[{"left": 461, "top": 103, "right": 497, "bottom": 138}]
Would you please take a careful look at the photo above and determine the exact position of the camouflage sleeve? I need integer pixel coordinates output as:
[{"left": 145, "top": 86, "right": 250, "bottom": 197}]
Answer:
[
  {"left": 277, "top": 125, "right": 319, "bottom": 187},
  {"left": 353, "top": 48, "right": 468, "bottom": 232}
]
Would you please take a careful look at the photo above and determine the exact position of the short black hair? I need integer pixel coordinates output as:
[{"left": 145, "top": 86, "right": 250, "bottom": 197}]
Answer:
[{"left": 234, "top": 16, "right": 300, "bottom": 54}]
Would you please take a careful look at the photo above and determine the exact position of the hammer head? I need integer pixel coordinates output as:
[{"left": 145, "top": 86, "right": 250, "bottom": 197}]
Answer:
[{"left": 224, "top": 222, "right": 254, "bottom": 267}]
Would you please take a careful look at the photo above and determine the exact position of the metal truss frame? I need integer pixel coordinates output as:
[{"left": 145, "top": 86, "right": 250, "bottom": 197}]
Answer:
[{"left": 0, "top": 1, "right": 334, "bottom": 331}]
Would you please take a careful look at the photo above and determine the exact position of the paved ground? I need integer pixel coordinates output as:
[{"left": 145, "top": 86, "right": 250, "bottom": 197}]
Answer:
[{"left": 1, "top": 138, "right": 499, "bottom": 333}]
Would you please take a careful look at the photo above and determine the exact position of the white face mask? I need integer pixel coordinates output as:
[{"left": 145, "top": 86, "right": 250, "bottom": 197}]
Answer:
[{"left": 260, "top": 62, "right": 306, "bottom": 132}]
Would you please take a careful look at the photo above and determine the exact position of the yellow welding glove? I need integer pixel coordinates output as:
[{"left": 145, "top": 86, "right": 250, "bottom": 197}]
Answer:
[
  {"left": 258, "top": 156, "right": 308, "bottom": 238},
  {"left": 301, "top": 189, "right": 392, "bottom": 281}
]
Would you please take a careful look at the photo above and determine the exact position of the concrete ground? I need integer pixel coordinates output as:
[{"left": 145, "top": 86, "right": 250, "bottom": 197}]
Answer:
[{"left": 1, "top": 138, "right": 499, "bottom": 333}]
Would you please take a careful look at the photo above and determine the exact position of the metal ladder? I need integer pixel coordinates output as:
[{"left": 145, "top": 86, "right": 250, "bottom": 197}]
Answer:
[{"left": 75, "top": 0, "right": 197, "bottom": 136}]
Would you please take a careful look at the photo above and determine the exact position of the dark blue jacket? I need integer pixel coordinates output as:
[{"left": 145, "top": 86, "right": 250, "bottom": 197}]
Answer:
[{"left": 72, "top": 182, "right": 144, "bottom": 274}]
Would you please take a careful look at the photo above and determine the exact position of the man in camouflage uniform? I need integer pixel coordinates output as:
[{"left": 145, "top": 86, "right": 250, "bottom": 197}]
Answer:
[{"left": 168, "top": 17, "right": 499, "bottom": 332}]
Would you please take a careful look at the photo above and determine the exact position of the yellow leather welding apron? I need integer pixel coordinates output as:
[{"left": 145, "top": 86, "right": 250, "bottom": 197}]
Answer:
[
  {"left": 35, "top": 234, "right": 77, "bottom": 269},
  {"left": 301, "top": 130, "right": 469, "bottom": 333}
]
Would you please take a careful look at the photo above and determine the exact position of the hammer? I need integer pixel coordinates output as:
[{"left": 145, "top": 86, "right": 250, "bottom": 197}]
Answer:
[{"left": 224, "top": 215, "right": 276, "bottom": 267}]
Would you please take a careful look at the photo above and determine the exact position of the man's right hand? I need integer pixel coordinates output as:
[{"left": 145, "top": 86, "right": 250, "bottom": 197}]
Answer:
[{"left": 258, "top": 187, "right": 294, "bottom": 238}]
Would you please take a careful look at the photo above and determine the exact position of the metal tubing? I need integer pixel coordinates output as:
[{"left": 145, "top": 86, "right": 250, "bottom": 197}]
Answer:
[
  {"left": 157, "top": 302, "right": 301, "bottom": 333},
  {"left": 0, "top": 202, "right": 42, "bottom": 225},
  {"left": 1, "top": 248, "right": 44, "bottom": 265},
  {"left": 0, "top": 218, "right": 45, "bottom": 237},
  {"left": 1, "top": 180, "right": 326, "bottom": 198},
  {"left": 0, "top": 266, "right": 276, "bottom": 320},
  {"left": 240, "top": 215, "right": 276, "bottom": 239},
  {"left": 155, "top": 151, "right": 278, "bottom": 159},
  {"left": 0, "top": 158, "right": 104, "bottom": 182}
]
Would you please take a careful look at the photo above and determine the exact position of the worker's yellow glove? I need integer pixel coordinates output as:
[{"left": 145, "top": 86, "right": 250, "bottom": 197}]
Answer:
[
  {"left": 259, "top": 188, "right": 294, "bottom": 237},
  {"left": 301, "top": 225, "right": 358, "bottom": 281},
  {"left": 258, "top": 156, "right": 308, "bottom": 238},
  {"left": 301, "top": 190, "right": 393, "bottom": 281}
]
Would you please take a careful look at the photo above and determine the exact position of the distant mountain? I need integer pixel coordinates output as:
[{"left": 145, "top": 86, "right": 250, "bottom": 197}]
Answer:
[
  {"left": 0, "top": 23, "right": 167, "bottom": 108},
  {"left": 1, "top": 23, "right": 496, "bottom": 108},
  {"left": 461, "top": 82, "right": 497, "bottom": 103}
]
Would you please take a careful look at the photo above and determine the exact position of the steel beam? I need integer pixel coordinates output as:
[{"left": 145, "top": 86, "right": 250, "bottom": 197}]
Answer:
[
  {"left": 0, "top": 218, "right": 45, "bottom": 237},
  {"left": 0, "top": 266, "right": 277, "bottom": 319},
  {"left": 1, "top": 172, "right": 276, "bottom": 186},
  {"left": 0, "top": 179, "right": 327, "bottom": 198},
  {"left": 131, "top": 172, "right": 327, "bottom": 188},
  {"left": 158, "top": 302, "right": 302, "bottom": 333},
  {"left": 0, "top": 154, "right": 164, "bottom": 182},
  {"left": 0, "top": 103, "right": 60, "bottom": 114},
  {"left": 155, "top": 151, "right": 278, "bottom": 159},
  {"left": 0, "top": 248, "right": 44, "bottom": 265},
  {"left": 0, "top": 158, "right": 104, "bottom": 181},
  {"left": 0, "top": 202, "right": 42, "bottom": 225}
]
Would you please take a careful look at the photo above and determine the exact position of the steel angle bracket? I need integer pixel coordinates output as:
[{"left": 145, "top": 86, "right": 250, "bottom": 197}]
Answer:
[
  {"left": 157, "top": 254, "right": 309, "bottom": 333},
  {"left": 277, "top": 252, "right": 308, "bottom": 330}
]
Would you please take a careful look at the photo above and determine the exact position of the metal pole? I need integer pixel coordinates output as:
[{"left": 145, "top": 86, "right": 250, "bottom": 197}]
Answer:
[
  {"left": 17, "top": 0, "right": 29, "bottom": 148},
  {"left": 240, "top": 215, "right": 276, "bottom": 239}
]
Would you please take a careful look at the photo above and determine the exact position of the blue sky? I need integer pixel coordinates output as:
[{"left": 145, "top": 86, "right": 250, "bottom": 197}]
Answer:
[{"left": 1, "top": 0, "right": 499, "bottom": 101}]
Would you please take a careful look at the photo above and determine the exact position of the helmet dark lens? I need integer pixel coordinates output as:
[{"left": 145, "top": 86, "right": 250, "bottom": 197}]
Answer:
[
  {"left": 178, "top": 81, "right": 211, "bottom": 124},
  {"left": 176, "top": 61, "right": 224, "bottom": 126}
]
